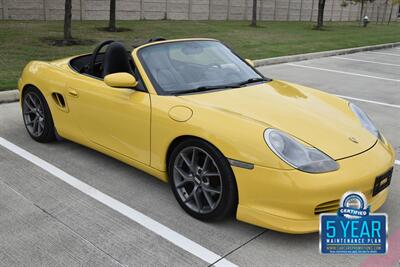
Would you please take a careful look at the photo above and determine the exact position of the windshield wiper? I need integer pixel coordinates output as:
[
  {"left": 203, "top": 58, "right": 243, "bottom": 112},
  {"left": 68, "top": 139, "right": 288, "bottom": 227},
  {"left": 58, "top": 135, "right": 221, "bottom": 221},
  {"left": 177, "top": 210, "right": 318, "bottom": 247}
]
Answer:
[
  {"left": 237, "top": 77, "right": 268, "bottom": 86},
  {"left": 178, "top": 84, "right": 241, "bottom": 94},
  {"left": 173, "top": 78, "right": 269, "bottom": 95}
]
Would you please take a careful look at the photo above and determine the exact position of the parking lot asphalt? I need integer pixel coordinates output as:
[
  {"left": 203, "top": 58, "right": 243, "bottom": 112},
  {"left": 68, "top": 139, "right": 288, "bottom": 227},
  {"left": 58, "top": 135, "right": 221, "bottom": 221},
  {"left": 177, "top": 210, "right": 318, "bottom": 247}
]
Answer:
[{"left": 0, "top": 47, "right": 399, "bottom": 267}]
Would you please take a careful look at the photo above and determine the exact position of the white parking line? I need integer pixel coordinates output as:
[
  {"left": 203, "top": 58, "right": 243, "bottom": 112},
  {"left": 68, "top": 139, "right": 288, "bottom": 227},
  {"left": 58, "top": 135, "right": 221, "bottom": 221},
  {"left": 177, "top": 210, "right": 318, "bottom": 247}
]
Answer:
[
  {"left": 333, "top": 57, "right": 400, "bottom": 67},
  {"left": 369, "top": 51, "right": 400, "bottom": 57},
  {"left": 286, "top": 63, "right": 400, "bottom": 82},
  {"left": 0, "top": 137, "right": 237, "bottom": 267},
  {"left": 334, "top": 94, "right": 400, "bottom": 109}
]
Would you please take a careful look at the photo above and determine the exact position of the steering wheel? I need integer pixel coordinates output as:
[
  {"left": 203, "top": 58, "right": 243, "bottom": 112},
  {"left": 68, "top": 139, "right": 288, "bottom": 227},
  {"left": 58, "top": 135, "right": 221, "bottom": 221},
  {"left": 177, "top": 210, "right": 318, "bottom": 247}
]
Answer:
[
  {"left": 88, "top": 40, "right": 115, "bottom": 76},
  {"left": 199, "top": 63, "right": 223, "bottom": 79}
]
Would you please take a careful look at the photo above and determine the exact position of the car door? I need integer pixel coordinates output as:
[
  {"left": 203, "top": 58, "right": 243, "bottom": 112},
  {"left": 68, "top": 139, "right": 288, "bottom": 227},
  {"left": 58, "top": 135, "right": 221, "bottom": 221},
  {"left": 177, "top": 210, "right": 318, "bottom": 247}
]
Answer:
[{"left": 66, "top": 73, "right": 151, "bottom": 165}]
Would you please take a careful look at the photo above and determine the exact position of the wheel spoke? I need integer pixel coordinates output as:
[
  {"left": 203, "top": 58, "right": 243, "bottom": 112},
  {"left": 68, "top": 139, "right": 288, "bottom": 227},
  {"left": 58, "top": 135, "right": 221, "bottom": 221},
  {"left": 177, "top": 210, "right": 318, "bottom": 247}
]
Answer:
[
  {"left": 29, "top": 116, "right": 38, "bottom": 126},
  {"left": 202, "top": 155, "right": 209, "bottom": 171},
  {"left": 174, "top": 166, "right": 191, "bottom": 180},
  {"left": 26, "top": 118, "right": 36, "bottom": 126},
  {"left": 180, "top": 152, "right": 195, "bottom": 173},
  {"left": 191, "top": 148, "right": 197, "bottom": 166},
  {"left": 37, "top": 108, "right": 44, "bottom": 117},
  {"left": 203, "top": 185, "right": 221, "bottom": 195},
  {"left": 24, "top": 100, "right": 35, "bottom": 112},
  {"left": 34, "top": 119, "right": 39, "bottom": 135},
  {"left": 201, "top": 188, "right": 214, "bottom": 209},
  {"left": 38, "top": 121, "right": 44, "bottom": 135},
  {"left": 183, "top": 191, "right": 194, "bottom": 203},
  {"left": 176, "top": 179, "right": 192, "bottom": 188},
  {"left": 203, "top": 172, "right": 219, "bottom": 177},
  {"left": 193, "top": 187, "right": 201, "bottom": 212},
  {"left": 28, "top": 94, "right": 37, "bottom": 108}
]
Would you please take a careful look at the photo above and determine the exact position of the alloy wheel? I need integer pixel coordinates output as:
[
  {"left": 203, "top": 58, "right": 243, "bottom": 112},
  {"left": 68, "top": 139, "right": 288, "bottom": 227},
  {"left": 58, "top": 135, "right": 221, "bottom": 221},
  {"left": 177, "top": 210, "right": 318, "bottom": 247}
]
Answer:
[
  {"left": 173, "top": 146, "right": 223, "bottom": 214},
  {"left": 23, "top": 92, "right": 45, "bottom": 138}
]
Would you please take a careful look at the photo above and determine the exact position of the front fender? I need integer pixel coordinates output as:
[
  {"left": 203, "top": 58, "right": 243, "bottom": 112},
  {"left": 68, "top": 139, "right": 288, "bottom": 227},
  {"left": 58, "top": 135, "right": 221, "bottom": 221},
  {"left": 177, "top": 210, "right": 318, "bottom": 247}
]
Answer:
[{"left": 150, "top": 95, "right": 292, "bottom": 172}]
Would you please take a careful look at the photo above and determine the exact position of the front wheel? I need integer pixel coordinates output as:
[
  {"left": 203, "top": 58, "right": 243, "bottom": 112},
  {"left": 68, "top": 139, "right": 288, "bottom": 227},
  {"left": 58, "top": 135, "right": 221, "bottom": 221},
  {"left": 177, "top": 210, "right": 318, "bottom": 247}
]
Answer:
[{"left": 168, "top": 139, "right": 238, "bottom": 221}]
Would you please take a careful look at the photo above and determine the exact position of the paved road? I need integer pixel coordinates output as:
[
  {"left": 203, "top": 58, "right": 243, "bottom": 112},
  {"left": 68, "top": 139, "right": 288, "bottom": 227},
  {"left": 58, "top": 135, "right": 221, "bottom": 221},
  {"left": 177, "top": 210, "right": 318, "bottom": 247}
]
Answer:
[{"left": 0, "top": 47, "right": 399, "bottom": 266}]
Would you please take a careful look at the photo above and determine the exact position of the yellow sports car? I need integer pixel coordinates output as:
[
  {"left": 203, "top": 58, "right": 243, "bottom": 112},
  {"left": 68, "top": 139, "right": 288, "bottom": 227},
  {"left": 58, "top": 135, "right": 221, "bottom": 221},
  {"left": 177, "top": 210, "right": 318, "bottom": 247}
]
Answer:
[{"left": 18, "top": 38, "right": 395, "bottom": 233}]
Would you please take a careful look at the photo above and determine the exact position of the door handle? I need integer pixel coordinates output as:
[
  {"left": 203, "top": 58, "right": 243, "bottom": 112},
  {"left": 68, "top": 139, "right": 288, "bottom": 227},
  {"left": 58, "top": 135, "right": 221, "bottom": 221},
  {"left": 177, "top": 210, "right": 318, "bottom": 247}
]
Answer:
[{"left": 68, "top": 90, "right": 79, "bottom": 97}]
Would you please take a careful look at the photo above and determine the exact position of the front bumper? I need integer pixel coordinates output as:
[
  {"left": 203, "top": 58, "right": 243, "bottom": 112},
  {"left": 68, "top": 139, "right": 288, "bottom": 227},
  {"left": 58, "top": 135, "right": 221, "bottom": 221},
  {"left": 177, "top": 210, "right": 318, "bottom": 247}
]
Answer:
[{"left": 234, "top": 140, "right": 395, "bottom": 234}]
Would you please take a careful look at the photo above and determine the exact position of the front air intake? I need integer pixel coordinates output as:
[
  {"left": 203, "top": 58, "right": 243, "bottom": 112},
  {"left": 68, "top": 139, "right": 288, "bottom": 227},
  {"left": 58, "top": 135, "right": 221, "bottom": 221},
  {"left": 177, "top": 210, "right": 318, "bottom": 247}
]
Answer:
[{"left": 314, "top": 199, "right": 340, "bottom": 215}]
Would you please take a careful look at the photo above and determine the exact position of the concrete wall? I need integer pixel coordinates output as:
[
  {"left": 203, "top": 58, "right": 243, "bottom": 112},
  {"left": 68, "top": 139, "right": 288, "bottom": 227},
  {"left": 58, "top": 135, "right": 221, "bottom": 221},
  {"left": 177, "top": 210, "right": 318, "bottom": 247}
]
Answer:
[{"left": 0, "top": 0, "right": 398, "bottom": 22}]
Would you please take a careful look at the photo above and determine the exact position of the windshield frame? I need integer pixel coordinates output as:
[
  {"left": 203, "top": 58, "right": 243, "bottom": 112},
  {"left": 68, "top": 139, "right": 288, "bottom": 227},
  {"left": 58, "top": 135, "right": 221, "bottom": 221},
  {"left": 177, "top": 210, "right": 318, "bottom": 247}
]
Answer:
[{"left": 136, "top": 39, "right": 270, "bottom": 96}]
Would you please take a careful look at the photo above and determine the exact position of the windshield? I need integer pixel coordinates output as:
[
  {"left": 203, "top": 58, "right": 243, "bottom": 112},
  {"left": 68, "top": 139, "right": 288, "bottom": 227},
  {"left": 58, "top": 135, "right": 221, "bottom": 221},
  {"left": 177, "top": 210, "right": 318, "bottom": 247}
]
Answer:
[{"left": 138, "top": 40, "right": 267, "bottom": 95}]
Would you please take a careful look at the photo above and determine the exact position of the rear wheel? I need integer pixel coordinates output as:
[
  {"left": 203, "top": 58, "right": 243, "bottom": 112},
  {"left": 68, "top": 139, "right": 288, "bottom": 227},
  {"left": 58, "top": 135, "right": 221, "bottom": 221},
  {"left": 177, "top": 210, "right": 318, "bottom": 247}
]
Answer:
[
  {"left": 168, "top": 138, "right": 237, "bottom": 221},
  {"left": 22, "top": 86, "right": 56, "bottom": 143}
]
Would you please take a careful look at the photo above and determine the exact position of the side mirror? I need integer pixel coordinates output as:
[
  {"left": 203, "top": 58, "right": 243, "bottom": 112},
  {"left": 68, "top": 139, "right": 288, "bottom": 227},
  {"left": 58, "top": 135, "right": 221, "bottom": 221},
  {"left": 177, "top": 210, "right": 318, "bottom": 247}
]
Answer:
[
  {"left": 245, "top": 59, "right": 255, "bottom": 67},
  {"left": 104, "top": 72, "right": 138, "bottom": 88}
]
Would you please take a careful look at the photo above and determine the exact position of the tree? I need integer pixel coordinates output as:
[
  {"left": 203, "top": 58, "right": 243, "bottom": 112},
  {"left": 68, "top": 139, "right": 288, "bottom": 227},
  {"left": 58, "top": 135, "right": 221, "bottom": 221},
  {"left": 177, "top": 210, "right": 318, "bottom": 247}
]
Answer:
[
  {"left": 381, "top": 0, "right": 389, "bottom": 23},
  {"left": 315, "top": 0, "right": 326, "bottom": 30},
  {"left": 64, "top": 0, "right": 72, "bottom": 42},
  {"left": 341, "top": 0, "right": 375, "bottom": 25},
  {"left": 108, "top": 0, "right": 116, "bottom": 32},
  {"left": 251, "top": 0, "right": 257, "bottom": 27},
  {"left": 359, "top": 0, "right": 366, "bottom": 22},
  {"left": 387, "top": 0, "right": 400, "bottom": 23}
]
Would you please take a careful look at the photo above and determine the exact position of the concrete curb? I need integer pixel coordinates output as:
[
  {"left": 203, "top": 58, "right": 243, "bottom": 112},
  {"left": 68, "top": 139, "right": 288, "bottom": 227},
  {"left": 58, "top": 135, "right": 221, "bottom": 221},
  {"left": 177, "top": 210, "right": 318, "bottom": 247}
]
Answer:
[
  {"left": 0, "top": 90, "right": 19, "bottom": 104},
  {"left": 254, "top": 42, "right": 400, "bottom": 67},
  {"left": 0, "top": 42, "right": 399, "bottom": 104}
]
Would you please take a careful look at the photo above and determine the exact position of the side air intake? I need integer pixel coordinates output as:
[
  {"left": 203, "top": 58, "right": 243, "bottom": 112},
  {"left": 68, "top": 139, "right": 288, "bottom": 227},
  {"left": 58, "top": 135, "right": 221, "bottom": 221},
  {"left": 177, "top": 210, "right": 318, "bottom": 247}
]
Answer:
[{"left": 52, "top": 92, "right": 68, "bottom": 112}]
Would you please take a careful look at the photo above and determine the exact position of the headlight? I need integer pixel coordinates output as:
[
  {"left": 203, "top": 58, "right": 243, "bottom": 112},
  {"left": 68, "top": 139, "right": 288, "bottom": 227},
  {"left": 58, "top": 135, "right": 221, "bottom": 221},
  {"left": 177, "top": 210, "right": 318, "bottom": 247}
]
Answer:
[
  {"left": 349, "top": 103, "right": 382, "bottom": 140},
  {"left": 264, "top": 129, "right": 339, "bottom": 173}
]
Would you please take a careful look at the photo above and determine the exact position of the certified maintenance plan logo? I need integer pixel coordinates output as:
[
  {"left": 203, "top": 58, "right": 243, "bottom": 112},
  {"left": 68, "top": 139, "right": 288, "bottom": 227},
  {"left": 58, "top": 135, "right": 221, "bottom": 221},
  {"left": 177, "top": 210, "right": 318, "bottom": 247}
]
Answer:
[{"left": 320, "top": 192, "right": 388, "bottom": 254}]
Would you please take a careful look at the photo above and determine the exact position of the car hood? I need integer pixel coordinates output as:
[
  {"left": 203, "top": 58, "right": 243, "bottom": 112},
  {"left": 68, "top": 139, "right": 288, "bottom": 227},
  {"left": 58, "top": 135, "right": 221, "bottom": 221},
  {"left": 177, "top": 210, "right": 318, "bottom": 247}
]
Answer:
[{"left": 179, "top": 80, "right": 377, "bottom": 160}]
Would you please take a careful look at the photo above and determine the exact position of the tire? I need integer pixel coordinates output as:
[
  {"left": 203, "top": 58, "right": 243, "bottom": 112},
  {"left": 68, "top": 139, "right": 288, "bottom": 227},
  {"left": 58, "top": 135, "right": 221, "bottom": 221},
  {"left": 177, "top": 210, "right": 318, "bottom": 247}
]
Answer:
[
  {"left": 168, "top": 138, "right": 238, "bottom": 221},
  {"left": 22, "top": 86, "right": 56, "bottom": 143}
]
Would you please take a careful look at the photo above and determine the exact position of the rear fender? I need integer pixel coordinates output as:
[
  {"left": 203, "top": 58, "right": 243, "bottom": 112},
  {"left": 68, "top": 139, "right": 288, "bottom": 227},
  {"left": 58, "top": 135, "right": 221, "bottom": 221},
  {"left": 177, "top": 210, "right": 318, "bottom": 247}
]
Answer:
[{"left": 19, "top": 61, "right": 82, "bottom": 140}]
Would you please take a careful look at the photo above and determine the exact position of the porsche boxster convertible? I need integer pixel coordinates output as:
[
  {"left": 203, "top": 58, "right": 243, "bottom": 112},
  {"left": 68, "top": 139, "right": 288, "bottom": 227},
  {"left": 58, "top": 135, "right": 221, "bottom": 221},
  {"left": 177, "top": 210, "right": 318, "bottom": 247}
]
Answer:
[{"left": 18, "top": 38, "right": 395, "bottom": 233}]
